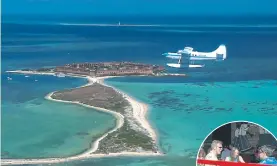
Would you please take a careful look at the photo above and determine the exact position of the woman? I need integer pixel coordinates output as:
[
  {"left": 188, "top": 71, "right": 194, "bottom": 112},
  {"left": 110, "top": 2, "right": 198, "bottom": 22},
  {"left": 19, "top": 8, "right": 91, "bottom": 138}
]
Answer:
[
  {"left": 225, "top": 147, "right": 245, "bottom": 163},
  {"left": 197, "top": 148, "right": 206, "bottom": 166},
  {"left": 198, "top": 148, "right": 206, "bottom": 159}
]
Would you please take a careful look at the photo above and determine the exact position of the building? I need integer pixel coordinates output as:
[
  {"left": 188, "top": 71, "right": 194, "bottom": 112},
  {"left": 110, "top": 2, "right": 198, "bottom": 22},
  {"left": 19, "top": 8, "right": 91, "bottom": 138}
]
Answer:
[
  {"left": 54, "top": 62, "right": 164, "bottom": 77},
  {"left": 55, "top": 67, "right": 96, "bottom": 76},
  {"left": 96, "top": 69, "right": 153, "bottom": 76}
]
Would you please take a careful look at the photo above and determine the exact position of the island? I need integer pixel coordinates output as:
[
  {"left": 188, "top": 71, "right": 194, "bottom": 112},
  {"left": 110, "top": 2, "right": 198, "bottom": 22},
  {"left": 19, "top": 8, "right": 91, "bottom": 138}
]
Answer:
[
  {"left": 50, "top": 82, "right": 158, "bottom": 154},
  {"left": 3, "top": 62, "right": 184, "bottom": 165}
]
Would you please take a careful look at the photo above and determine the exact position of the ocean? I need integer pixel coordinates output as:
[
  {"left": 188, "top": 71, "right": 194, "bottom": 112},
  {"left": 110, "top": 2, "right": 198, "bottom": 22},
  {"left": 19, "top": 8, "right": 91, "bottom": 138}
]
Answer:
[{"left": 1, "top": 16, "right": 277, "bottom": 165}]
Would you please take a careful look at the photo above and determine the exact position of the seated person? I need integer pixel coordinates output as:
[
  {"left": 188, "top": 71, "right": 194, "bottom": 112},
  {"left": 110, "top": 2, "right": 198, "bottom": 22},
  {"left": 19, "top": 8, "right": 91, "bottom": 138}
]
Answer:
[
  {"left": 198, "top": 148, "right": 206, "bottom": 159},
  {"left": 225, "top": 147, "right": 245, "bottom": 163},
  {"left": 205, "top": 140, "right": 223, "bottom": 166},
  {"left": 221, "top": 144, "right": 232, "bottom": 160},
  {"left": 257, "top": 145, "right": 277, "bottom": 165},
  {"left": 198, "top": 148, "right": 206, "bottom": 166}
]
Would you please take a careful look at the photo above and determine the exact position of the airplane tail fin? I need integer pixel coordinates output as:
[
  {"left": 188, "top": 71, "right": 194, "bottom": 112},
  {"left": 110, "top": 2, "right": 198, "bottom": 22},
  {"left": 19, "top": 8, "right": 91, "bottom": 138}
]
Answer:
[{"left": 214, "top": 44, "right": 227, "bottom": 60}]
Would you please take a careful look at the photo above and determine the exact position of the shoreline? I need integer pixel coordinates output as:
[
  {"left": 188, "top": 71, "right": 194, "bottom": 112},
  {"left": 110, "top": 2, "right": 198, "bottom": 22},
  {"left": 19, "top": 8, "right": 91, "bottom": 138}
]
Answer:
[
  {"left": 45, "top": 91, "right": 125, "bottom": 156},
  {"left": 97, "top": 77, "right": 157, "bottom": 142},
  {"left": 2, "top": 70, "right": 162, "bottom": 165}
]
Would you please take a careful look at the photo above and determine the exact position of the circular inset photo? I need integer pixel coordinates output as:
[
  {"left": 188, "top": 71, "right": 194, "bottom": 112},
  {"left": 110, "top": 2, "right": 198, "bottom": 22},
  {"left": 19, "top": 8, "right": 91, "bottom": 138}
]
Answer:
[{"left": 197, "top": 121, "right": 277, "bottom": 165}]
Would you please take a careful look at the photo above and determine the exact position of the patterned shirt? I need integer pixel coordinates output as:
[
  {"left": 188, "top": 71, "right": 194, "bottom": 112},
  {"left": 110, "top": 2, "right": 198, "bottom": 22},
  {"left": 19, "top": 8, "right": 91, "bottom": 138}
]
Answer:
[{"left": 260, "top": 157, "right": 277, "bottom": 165}]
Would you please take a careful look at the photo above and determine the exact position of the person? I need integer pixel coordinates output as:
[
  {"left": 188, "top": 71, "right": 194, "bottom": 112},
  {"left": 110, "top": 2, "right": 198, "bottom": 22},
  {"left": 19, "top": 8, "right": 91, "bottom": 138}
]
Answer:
[
  {"left": 257, "top": 145, "right": 277, "bottom": 164},
  {"left": 233, "top": 123, "right": 252, "bottom": 152},
  {"left": 198, "top": 147, "right": 206, "bottom": 159},
  {"left": 221, "top": 144, "right": 232, "bottom": 160},
  {"left": 198, "top": 148, "right": 206, "bottom": 166},
  {"left": 225, "top": 147, "right": 245, "bottom": 163},
  {"left": 252, "top": 146, "right": 261, "bottom": 163},
  {"left": 205, "top": 140, "right": 223, "bottom": 166},
  {"left": 207, "top": 147, "right": 212, "bottom": 154}
]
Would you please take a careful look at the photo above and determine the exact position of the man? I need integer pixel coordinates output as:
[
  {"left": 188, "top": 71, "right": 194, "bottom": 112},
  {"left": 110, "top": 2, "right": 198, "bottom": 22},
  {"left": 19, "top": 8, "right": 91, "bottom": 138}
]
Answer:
[
  {"left": 257, "top": 145, "right": 277, "bottom": 165},
  {"left": 221, "top": 144, "right": 232, "bottom": 160},
  {"left": 205, "top": 140, "right": 223, "bottom": 165}
]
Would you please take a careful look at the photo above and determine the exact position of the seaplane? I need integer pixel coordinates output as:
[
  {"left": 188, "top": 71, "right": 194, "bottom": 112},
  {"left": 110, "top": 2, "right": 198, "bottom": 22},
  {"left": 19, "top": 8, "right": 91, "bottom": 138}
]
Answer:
[{"left": 163, "top": 45, "right": 227, "bottom": 68}]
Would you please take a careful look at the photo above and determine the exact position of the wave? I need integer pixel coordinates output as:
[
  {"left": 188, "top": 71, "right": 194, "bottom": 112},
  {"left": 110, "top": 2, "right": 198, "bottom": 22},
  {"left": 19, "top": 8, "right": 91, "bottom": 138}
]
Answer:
[
  {"left": 1, "top": 41, "right": 153, "bottom": 53},
  {"left": 59, "top": 23, "right": 160, "bottom": 27},
  {"left": 3, "top": 21, "right": 277, "bottom": 28},
  {"left": 135, "top": 29, "right": 277, "bottom": 34},
  {"left": 57, "top": 22, "right": 277, "bottom": 28}
]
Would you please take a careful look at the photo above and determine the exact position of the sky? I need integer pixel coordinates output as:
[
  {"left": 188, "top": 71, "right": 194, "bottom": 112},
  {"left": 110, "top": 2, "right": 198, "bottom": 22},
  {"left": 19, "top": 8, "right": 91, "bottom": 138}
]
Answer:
[{"left": 2, "top": 0, "right": 277, "bottom": 16}]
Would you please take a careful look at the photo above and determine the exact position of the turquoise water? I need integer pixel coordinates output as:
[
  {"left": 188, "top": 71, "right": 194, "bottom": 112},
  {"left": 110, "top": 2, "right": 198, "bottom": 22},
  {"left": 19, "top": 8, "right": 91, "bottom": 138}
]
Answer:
[
  {"left": 38, "top": 78, "right": 277, "bottom": 166},
  {"left": 4, "top": 75, "right": 276, "bottom": 161},
  {"left": 105, "top": 78, "right": 277, "bottom": 156},
  {"left": 2, "top": 74, "right": 116, "bottom": 158},
  {"left": 2, "top": 21, "right": 277, "bottom": 166},
  {"left": 54, "top": 156, "right": 195, "bottom": 166}
]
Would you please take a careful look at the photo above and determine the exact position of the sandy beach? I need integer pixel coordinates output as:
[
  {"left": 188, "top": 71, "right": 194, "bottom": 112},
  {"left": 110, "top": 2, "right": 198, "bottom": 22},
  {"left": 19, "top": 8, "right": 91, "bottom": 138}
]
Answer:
[
  {"left": 2, "top": 71, "right": 161, "bottom": 165},
  {"left": 1, "top": 152, "right": 160, "bottom": 165},
  {"left": 97, "top": 77, "right": 157, "bottom": 142}
]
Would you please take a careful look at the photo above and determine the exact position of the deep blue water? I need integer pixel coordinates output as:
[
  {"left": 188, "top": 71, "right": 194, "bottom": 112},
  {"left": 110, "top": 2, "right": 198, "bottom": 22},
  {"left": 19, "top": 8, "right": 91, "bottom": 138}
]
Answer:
[
  {"left": 2, "top": 21, "right": 277, "bottom": 83},
  {"left": 3, "top": 15, "right": 277, "bottom": 25},
  {"left": 2, "top": 16, "right": 277, "bottom": 165}
]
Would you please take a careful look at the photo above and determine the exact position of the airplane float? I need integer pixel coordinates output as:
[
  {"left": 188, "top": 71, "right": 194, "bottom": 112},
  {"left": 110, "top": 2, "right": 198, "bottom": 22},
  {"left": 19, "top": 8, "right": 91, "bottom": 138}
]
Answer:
[{"left": 163, "top": 44, "right": 227, "bottom": 68}]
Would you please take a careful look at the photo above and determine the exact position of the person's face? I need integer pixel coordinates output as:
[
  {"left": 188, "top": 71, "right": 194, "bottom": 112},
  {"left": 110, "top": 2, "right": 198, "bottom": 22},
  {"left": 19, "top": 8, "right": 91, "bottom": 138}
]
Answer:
[
  {"left": 198, "top": 150, "right": 205, "bottom": 159},
  {"left": 233, "top": 150, "right": 239, "bottom": 157},
  {"left": 258, "top": 150, "right": 266, "bottom": 160},
  {"left": 216, "top": 143, "right": 223, "bottom": 154}
]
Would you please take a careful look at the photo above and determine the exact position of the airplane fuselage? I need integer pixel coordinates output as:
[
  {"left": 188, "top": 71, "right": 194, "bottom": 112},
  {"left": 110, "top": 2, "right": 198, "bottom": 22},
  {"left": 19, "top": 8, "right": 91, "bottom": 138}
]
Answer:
[
  {"left": 164, "top": 45, "right": 227, "bottom": 61},
  {"left": 164, "top": 45, "right": 227, "bottom": 68}
]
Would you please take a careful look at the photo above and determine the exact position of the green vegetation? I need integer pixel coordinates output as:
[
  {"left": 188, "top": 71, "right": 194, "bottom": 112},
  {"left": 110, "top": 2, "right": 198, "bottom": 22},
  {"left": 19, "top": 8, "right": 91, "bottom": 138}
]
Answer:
[
  {"left": 51, "top": 83, "right": 157, "bottom": 154},
  {"left": 51, "top": 83, "right": 130, "bottom": 115},
  {"left": 95, "top": 119, "right": 156, "bottom": 154},
  {"left": 21, "top": 68, "right": 31, "bottom": 71},
  {"left": 36, "top": 68, "right": 53, "bottom": 72}
]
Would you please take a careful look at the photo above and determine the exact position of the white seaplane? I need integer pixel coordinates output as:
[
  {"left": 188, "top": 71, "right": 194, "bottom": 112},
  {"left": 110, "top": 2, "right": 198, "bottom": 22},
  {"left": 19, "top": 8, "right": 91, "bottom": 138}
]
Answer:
[{"left": 163, "top": 45, "right": 227, "bottom": 68}]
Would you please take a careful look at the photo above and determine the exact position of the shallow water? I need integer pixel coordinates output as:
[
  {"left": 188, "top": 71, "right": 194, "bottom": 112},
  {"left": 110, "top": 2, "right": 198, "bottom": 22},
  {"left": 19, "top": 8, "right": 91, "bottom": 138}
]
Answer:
[
  {"left": 106, "top": 78, "right": 277, "bottom": 156},
  {"left": 2, "top": 73, "right": 116, "bottom": 158}
]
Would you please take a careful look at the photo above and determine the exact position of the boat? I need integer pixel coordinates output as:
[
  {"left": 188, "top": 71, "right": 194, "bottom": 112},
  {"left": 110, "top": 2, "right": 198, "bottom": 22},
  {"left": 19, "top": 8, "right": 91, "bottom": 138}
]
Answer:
[{"left": 55, "top": 73, "right": 66, "bottom": 77}]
